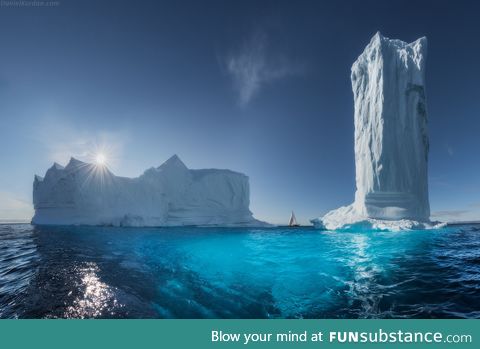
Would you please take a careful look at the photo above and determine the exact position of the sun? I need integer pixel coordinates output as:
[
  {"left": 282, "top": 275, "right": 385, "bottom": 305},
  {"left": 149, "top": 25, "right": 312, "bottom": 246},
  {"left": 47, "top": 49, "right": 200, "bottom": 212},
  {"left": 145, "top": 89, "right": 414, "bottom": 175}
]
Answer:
[{"left": 95, "top": 153, "right": 106, "bottom": 165}]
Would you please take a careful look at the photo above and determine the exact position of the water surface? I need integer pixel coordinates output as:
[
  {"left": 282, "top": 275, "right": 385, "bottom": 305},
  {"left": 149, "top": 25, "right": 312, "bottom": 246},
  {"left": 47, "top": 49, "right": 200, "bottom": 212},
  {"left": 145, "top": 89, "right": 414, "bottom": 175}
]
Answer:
[{"left": 0, "top": 224, "right": 479, "bottom": 318}]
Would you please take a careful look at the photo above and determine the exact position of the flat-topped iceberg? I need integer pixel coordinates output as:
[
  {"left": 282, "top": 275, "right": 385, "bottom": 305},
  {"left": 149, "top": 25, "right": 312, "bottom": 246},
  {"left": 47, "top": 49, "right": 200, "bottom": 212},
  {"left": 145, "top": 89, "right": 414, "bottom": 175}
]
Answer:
[
  {"left": 312, "top": 32, "right": 438, "bottom": 231},
  {"left": 32, "top": 155, "right": 267, "bottom": 227}
]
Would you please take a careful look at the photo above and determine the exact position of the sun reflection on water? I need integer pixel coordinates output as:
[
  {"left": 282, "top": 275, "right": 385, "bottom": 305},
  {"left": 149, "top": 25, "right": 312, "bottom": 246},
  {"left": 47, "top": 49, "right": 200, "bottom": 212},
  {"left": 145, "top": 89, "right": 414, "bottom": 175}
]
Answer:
[
  {"left": 344, "top": 234, "right": 384, "bottom": 317},
  {"left": 65, "top": 263, "right": 121, "bottom": 318}
]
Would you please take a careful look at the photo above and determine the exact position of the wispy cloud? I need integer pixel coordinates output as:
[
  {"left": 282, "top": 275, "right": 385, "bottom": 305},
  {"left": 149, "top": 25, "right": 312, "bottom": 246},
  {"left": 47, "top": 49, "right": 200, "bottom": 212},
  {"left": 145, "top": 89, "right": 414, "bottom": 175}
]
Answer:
[
  {"left": 446, "top": 144, "right": 454, "bottom": 156},
  {"left": 224, "top": 30, "right": 303, "bottom": 107},
  {"left": 431, "top": 210, "right": 469, "bottom": 218},
  {"left": 0, "top": 192, "right": 33, "bottom": 221},
  {"left": 431, "top": 205, "right": 480, "bottom": 222}
]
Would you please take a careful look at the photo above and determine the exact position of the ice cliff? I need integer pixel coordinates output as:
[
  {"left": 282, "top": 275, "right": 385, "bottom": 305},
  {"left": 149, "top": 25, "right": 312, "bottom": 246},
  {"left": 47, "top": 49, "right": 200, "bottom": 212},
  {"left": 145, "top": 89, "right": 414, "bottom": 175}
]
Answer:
[
  {"left": 32, "top": 155, "right": 267, "bottom": 227},
  {"left": 312, "top": 32, "right": 437, "bottom": 231}
]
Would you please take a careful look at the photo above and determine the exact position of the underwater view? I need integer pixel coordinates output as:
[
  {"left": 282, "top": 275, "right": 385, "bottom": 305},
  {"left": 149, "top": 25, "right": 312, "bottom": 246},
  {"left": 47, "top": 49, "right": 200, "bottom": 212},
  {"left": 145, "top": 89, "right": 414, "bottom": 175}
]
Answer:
[{"left": 1, "top": 224, "right": 479, "bottom": 319}]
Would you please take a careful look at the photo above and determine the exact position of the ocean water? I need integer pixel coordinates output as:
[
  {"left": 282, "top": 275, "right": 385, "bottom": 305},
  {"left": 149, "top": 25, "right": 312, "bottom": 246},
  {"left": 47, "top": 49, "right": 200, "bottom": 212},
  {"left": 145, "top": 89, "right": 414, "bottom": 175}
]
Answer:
[{"left": 0, "top": 224, "right": 479, "bottom": 319}]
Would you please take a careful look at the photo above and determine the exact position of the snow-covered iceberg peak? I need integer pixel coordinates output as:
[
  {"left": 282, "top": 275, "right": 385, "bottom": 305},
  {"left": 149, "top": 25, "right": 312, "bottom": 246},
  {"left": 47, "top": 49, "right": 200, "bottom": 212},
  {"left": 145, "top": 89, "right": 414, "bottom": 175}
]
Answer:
[
  {"left": 312, "top": 32, "right": 433, "bottom": 231},
  {"left": 32, "top": 155, "right": 267, "bottom": 227}
]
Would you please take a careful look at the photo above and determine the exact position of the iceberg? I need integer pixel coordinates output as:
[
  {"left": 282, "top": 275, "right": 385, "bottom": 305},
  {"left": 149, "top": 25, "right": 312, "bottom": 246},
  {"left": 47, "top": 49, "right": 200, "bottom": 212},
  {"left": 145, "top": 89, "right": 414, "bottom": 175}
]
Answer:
[
  {"left": 312, "top": 32, "right": 438, "bottom": 231},
  {"left": 32, "top": 155, "right": 267, "bottom": 227}
]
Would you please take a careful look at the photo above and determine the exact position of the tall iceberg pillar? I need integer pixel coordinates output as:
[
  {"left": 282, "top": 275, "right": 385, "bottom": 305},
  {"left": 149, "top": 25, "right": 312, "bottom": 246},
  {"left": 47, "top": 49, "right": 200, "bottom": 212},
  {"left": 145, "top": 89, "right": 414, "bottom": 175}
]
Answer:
[
  {"left": 353, "top": 32, "right": 430, "bottom": 221},
  {"left": 312, "top": 32, "right": 432, "bottom": 230}
]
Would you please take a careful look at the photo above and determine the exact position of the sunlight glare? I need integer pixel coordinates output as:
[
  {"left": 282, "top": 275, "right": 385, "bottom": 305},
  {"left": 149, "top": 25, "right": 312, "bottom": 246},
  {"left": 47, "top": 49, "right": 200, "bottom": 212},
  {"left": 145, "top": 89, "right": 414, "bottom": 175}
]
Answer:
[{"left": 95, "top": 153, "right": 106, "bottom": 165}]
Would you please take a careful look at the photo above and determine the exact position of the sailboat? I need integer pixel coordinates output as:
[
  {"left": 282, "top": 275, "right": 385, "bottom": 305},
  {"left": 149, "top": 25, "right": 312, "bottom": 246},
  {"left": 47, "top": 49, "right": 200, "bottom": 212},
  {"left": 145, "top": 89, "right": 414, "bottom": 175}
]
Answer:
[{"left": 288, "top": 211, "right": 300, "bottom": 227}]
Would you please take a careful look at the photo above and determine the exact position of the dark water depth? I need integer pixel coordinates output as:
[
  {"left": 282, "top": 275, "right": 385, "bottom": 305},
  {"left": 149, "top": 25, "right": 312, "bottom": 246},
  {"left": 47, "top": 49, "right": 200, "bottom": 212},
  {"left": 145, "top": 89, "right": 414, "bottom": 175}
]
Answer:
[{"left": 0, "top": 224, "right": 479, "bottom": 318}]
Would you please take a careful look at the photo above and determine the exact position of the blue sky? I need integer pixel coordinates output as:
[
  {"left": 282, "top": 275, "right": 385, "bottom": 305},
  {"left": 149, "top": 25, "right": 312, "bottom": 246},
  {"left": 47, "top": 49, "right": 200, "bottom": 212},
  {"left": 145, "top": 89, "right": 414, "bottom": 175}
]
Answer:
[{"left": 0, "top": 0, "right": 479, "bottom": 224}]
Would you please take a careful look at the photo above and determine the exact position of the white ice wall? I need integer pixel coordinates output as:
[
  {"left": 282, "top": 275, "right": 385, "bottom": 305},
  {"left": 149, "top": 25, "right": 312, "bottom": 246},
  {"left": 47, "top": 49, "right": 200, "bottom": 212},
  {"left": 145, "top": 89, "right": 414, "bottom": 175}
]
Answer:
[{"left": 32, "top": 155, "right": 266, "bottom": 227}]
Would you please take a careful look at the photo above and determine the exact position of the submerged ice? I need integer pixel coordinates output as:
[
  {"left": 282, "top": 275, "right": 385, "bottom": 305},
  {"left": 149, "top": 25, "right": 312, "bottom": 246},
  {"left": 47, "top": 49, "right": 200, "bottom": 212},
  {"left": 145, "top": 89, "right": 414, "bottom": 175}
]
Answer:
[
  {"left": 313, "top": 32, "right": 434, "bottom": 231},
  {"left": 32, "top": 155, "right": 266, "bottom": 227}
]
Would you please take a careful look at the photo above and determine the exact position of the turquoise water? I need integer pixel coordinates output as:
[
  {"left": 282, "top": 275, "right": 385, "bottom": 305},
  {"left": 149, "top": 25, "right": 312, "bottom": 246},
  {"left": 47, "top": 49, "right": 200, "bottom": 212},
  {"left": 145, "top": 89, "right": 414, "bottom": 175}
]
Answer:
[{"left": 0, "top": 224, "right": 479, "bottom": 318}]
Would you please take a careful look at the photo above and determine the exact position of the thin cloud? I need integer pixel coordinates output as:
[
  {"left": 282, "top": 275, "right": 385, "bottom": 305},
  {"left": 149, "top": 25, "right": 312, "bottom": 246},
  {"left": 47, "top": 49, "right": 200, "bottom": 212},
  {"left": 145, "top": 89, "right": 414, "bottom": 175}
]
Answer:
[
  {"left": 431, "top": 210, "right": 469, "bottom": 218},
  {"left": 0, "top": 192, "right": 33, "bottom": 221},
  {"left": 224, "top": 30, "right": 303, "bottom": 107},
  {"left": 446, "top": 144, "right": 454, "bottom": 156},
  {"left": 431, "top": 208, "right": 480, "bottom": 222}
]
